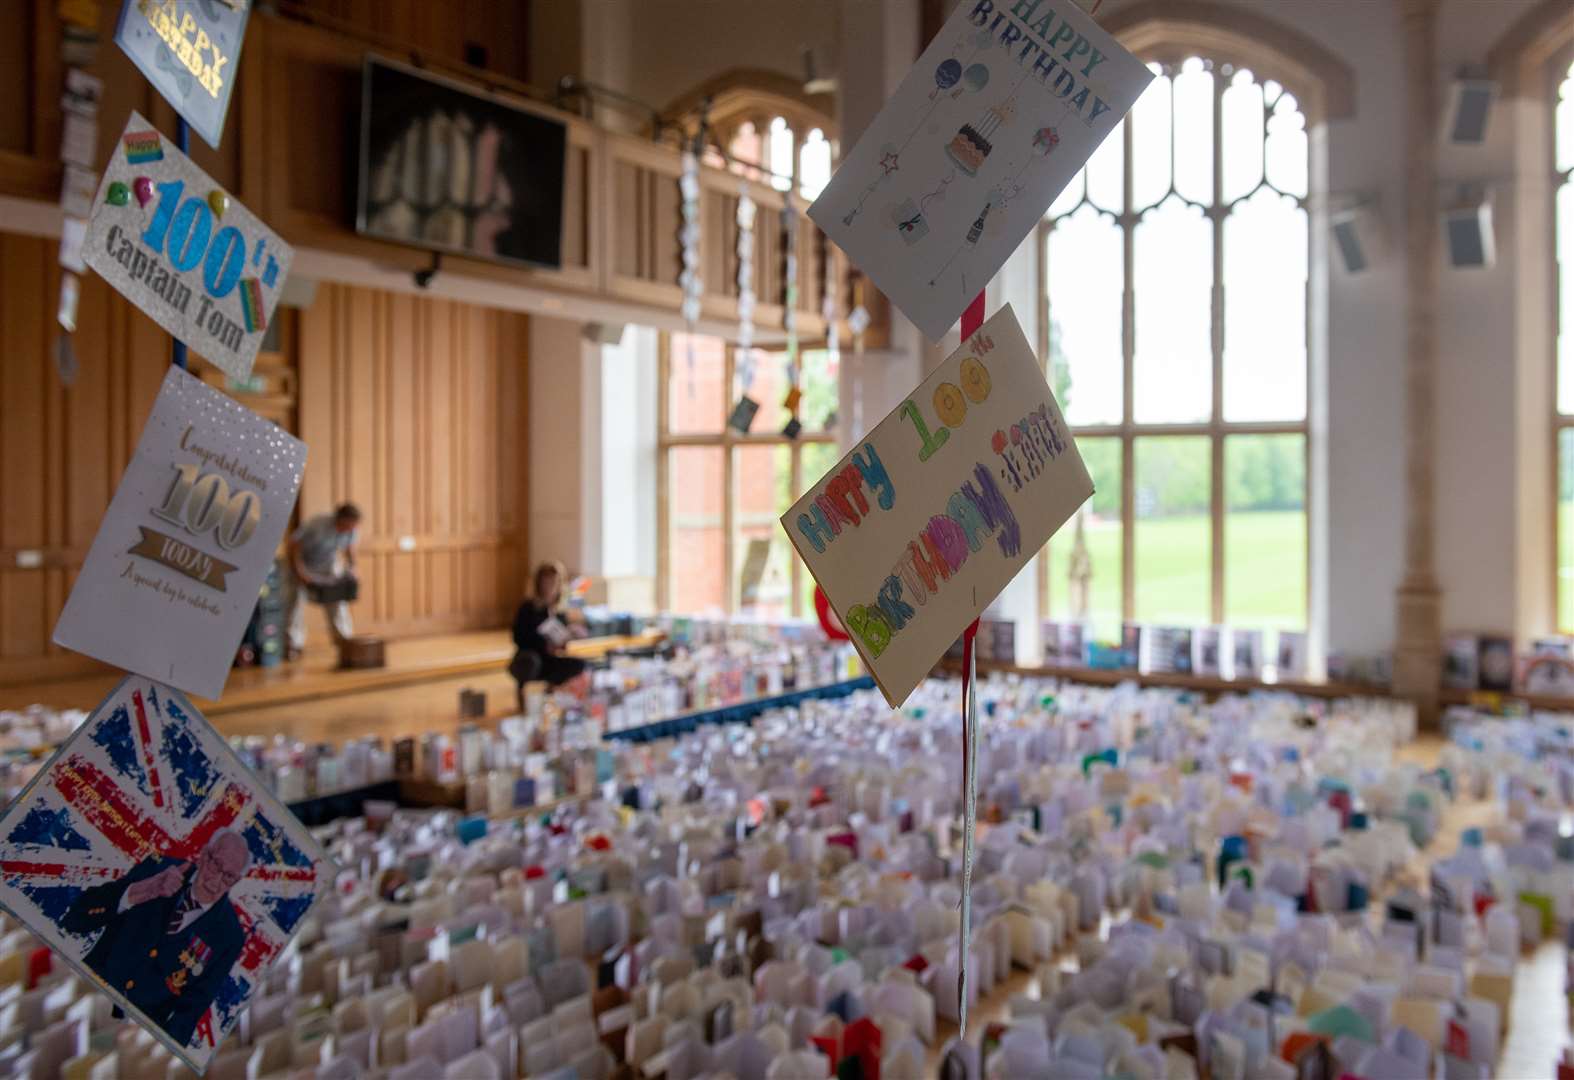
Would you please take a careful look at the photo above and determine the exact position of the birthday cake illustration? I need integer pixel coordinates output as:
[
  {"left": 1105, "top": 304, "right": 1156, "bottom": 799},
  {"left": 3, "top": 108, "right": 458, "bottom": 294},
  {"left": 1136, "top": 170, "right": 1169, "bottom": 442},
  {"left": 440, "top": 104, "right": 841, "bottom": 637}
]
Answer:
[
  {"left": 946, "top": 125, "right": 992, "bottom": 175},
  {"left": 944, "top": 100, "right": 1015, "bottom": 178}
]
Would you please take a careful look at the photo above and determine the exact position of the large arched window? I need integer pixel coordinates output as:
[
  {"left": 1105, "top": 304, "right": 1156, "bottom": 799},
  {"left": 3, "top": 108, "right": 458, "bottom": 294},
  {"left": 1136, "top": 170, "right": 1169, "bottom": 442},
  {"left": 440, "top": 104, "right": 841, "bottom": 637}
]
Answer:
[
  {"left": 661, "top": 70, "right": 837, "bottom": 199},
  {"left": 1040, "top": 53, "right": 1312, "bottom": 644}
]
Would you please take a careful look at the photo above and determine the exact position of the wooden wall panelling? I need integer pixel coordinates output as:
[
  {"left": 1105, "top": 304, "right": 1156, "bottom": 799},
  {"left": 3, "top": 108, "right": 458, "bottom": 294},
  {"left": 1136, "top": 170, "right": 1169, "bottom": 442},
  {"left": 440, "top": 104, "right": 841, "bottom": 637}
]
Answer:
[
  {"left": 276, "top": 0, "right": 533, "bottom": 86},
  {"left": 295, "top": 284, "right": 528, "bottom": 640},
  {"left": 0, "top": 232, "right": 175, "bottom": 685}
]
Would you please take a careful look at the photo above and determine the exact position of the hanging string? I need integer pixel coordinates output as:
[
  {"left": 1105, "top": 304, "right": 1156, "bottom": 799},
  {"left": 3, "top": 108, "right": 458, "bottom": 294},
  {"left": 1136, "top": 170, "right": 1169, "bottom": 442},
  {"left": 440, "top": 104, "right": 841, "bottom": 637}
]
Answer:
[
  {"left": 955, "top": 288, "right": 985, "bottom": 1038},
  {"left": 171, "top": 117, "right": 190, "bottom": 370}
]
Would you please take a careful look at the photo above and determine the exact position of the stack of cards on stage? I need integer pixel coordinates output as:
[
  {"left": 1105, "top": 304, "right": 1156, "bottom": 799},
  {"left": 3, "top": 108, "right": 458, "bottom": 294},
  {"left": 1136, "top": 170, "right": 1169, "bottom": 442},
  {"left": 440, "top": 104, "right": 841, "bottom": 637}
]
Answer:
[{"left": 0, "top": 675, "right": 1567, "bottom": 1078}]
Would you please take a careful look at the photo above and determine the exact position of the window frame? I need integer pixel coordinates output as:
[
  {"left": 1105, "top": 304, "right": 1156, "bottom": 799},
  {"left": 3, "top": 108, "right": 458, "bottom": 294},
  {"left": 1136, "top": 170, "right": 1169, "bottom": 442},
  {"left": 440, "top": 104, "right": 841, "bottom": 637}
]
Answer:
[
  {"left": 1038, "top": 56, "right": 1313, "bottom": 631},
  {"left": 656, "top": 334, "right": 838, "bottom": 617},
  {"left": 1550, "top": 45, "right": 1574, "bottom": 631}
]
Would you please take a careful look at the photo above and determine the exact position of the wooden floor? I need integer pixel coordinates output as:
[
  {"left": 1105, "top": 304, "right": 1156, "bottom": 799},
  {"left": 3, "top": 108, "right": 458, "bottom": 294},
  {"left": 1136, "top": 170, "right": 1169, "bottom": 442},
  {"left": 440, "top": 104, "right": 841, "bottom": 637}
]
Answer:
[{"left": 0, "top": 628, "right": 518, "bottom": 723}]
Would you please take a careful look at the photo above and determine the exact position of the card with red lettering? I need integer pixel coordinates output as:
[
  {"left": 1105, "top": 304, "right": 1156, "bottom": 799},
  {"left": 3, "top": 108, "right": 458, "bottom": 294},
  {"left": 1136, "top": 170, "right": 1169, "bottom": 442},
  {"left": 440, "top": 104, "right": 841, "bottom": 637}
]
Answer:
[
  {"left": 53, "top": 366, "right": 305, "bottom": 700},
  {"left": 0, "top": 675, "right": 328, "bottom": 1074}
]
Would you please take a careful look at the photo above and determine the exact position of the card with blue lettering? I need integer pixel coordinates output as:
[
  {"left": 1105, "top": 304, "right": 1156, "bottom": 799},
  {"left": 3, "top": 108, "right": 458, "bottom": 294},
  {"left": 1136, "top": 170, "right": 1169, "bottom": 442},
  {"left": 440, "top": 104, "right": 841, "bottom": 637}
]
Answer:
[
  {"left": 781, "top": 305, "right": 1091, "bottom": 706},
  {"left": 0, "top": 675, "right": 328, "bottom": 1075},
  {"left": 53, "top": 366, "right": 306, "bottom": 701},
  {"left": 115, "top": 0, "right": 250, "bottom": 149},
  {"left": 82, "top": 111, "right": 293, "bottom": 382},
  {"left": 808, "top": 0, "right": 1151, "bottom": 341}
]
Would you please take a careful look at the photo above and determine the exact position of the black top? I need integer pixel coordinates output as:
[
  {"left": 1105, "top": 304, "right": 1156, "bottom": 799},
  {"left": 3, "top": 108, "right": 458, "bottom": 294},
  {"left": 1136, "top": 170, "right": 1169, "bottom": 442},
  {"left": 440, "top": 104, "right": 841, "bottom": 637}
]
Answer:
[{"left": 512, "top": 601, "right": 553, "bottom": 655}]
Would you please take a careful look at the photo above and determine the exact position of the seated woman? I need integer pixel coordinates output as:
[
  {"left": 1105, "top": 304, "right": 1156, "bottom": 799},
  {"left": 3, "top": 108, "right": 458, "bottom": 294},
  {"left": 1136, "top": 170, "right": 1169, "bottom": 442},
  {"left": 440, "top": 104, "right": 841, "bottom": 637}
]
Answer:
[{"left": 510, "top": 560, "right": 588, "bottom": 712}]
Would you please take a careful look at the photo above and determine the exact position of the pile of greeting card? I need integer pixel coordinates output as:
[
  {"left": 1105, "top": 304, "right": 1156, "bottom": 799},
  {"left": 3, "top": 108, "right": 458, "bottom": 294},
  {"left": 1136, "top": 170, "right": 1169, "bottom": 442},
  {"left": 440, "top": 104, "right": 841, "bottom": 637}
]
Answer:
[{"left": 0, "top": 676, "right": 1566, "bottom": 1078}]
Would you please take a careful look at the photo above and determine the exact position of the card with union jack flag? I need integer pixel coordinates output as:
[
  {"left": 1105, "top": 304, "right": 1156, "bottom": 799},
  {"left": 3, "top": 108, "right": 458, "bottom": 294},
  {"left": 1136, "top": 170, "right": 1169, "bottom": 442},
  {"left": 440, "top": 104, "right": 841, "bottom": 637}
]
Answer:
[{"left": 0, "top": 675, "right": 329, "bottom": 1074}]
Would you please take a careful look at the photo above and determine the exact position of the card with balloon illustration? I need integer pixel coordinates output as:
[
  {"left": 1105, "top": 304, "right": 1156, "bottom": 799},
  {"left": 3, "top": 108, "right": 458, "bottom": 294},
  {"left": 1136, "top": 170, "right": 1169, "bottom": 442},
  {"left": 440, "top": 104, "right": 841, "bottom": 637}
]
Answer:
[
  {"left": 82, "top": 111, "right": 292, "bottom": 382},
  {"left": 808, "top": 0, "right": 1150, "bottom": 341}
]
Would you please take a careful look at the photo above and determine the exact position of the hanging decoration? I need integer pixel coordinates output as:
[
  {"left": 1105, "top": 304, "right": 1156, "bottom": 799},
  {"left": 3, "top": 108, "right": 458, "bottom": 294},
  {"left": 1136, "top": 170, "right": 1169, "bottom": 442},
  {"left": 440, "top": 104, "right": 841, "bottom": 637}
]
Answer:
[
  {"left": 781, "top": 189, "right": 802, "bottom": 437},
  {"left": 55, "top": 2, "right": 103, "bottom": 388},
  {"left": 735, "top": 179, "right": 758, "bottom": 401},
  {"left": 679, "top": 146, "right": 703, "bottom": 395},
  {"left": 736, "top": 182, "right": 756, "bottom": 353},
  {"left": 847, "top": 276, "right": 871, "bottom": 440}
]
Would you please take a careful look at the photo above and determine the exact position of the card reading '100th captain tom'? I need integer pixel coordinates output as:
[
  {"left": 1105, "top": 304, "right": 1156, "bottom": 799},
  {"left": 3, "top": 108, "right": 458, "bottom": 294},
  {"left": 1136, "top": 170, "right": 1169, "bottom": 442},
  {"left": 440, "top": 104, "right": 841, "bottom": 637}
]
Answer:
[
  {"left": 808, "top": 0, "right": 1151, "bottom": 341},
  {"left": 83, "top": 111, "right": 293, "bottom": 382},
  {"left": 782, "top": 305, "right": 1092, "bottom": 707},
  {"left": 53, "top": 366, "right": 305, "bottom": 701}
]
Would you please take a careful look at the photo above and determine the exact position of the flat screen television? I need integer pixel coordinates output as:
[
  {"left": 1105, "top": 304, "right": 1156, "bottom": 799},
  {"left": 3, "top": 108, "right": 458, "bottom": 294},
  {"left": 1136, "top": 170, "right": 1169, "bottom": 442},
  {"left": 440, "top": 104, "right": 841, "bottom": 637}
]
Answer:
[{"left": 357, "top": 57, "right": 567, "bottom": 270}]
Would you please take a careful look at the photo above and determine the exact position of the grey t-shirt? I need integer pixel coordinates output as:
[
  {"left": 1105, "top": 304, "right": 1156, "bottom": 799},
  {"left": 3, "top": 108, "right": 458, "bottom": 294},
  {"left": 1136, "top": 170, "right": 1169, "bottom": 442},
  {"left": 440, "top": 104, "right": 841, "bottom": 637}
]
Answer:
[{"left": 293, "top": 514, "right": 355, "bottom": 576}]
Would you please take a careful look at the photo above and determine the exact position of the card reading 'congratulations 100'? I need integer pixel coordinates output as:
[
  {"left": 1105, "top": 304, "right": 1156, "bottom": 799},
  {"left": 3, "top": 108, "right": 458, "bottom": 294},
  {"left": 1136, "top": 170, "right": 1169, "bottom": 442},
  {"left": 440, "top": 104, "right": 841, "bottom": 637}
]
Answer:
[{"left": 83, "top": 111, "right": 293, "bottom": 383}]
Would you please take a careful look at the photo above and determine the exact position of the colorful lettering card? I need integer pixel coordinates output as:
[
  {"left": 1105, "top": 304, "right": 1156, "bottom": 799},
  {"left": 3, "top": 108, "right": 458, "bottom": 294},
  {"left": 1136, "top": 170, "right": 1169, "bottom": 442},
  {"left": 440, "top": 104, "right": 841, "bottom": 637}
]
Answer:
[
  {"left": 782, "top": 305, "right": 1091, "bottom": 706},
  {"left": 808, "top": 0, "right": 1151, "bottom": 341},
  {"left": 0, "top": 676, "right": 328, "bottom": 1075},
  {"left": 115, "top": 0, "right": 250, "bottom": 149},
  {"left": 54, "top": 366, "right": 306, "bottom": 701},
  {"left": 83, "top": 111, "right": 293, "bottom": 382}
]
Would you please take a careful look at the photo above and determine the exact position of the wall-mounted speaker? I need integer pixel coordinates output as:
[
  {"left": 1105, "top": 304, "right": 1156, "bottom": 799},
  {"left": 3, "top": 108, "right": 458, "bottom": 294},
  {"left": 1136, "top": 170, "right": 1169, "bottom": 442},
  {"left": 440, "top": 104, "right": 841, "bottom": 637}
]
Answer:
[
  {"left": 1445, "top": 78, "right": 1497, "bottom": 145},
  {"left": 1330, "top": 205, "right": 1382, "bottom": 275},
  {"left": 1444, "top": 199, "right": 1495, "bottom": 269},
  {"left": 582, "top": 322, "right": 628, "bottom": 346}
]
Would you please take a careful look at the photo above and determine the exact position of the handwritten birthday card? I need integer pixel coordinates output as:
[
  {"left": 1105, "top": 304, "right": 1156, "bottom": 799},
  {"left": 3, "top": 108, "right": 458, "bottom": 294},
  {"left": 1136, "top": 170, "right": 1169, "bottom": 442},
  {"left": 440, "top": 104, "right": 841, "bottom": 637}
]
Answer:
[{"left": 783, "top": 305, "right": 1091, "bottom": 706}]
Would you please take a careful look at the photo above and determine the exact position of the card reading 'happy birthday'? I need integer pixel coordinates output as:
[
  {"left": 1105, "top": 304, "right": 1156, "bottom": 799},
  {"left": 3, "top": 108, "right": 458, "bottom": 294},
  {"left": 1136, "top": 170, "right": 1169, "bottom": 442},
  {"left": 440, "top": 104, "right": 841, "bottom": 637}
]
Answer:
[
  {"left": 808, "top": 0, "right": 1151, "bottom": 341},
  {"left": 0, "top": 676, "right": 328, "bottom": 1075},
  {"left": 783, "top": 305, "right": 1092, "bottom": 706},
  {"left": 115, "top": 0, "right": 251, "bottom": 150},
  {"left": 83, "top": 111, "right": 293, "bottom": 382},
  {"left": 53, "top": 366, "right": 305, "bottom": 701}
]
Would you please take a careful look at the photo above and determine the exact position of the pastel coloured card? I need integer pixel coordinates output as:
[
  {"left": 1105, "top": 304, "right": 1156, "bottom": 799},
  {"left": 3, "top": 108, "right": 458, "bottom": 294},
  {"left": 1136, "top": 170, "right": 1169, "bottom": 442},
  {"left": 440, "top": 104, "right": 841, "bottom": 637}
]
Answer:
[
  {"left": 808, "top": 0, "right": 1151, "bottom": 341},
  {"left": 0, "top": 675, "right": 328, "bottom": 1075},
  {"left": 53, "top": 365, "right": 306, "bottom": 701},
  {"left": 782, "top": 305, "right": 1091, "bottom": 706},
  {"left": 115, "top": 0, "right": 250, "bottom": 149},
  {"left": 83, "top": 111, "right": 293, "bottom": 382}
]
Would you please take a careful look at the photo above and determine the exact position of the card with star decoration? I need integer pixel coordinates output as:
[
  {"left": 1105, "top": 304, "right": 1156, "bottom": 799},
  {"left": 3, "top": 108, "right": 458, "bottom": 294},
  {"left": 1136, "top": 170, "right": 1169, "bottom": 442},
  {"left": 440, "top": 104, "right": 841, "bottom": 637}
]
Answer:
[{"left": 808, "top": 0, "right": 1150, "bottom": 341}]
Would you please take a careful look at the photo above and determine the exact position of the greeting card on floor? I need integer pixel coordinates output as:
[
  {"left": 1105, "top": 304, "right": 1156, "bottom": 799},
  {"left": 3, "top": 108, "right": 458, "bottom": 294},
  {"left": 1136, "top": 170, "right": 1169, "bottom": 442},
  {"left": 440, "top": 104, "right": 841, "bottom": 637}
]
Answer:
[
  {"left": 0, "top": 676, "right": 327, "bottom": 1075},
  {"left": 83, "top": 111, "right": 293, "bottom": 382},
  {"left": 808, "top": 0, "right": 1150, "bottom": 341},
  {"left": 783, "top": 305, "right": 1092, "bottom": 706},
  {"left": 53, "top": 365, "right": 305, "bottom": 700}
]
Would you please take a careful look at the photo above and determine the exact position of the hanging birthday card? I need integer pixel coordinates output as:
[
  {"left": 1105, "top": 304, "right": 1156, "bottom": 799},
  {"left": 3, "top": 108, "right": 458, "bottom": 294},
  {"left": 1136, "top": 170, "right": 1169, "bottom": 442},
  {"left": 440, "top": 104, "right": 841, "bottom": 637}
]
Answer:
[
  {"left": 83, "top": 111, "right": 292, "bottom": 382},
  {"left": 53, "top": 366, "right": 305, "bottom": 701},
  {"left": 782, "top": 305, "right": 1091, "bottom": 706},
  {"left": 0, "top": 676, "right": 328, "bottom": 1074},
  {"left": 808, "top": 0, "right": 1151, "bottom": 341},
  {"left": 115, "top": 0, "right": 251, "bottom": 149}
]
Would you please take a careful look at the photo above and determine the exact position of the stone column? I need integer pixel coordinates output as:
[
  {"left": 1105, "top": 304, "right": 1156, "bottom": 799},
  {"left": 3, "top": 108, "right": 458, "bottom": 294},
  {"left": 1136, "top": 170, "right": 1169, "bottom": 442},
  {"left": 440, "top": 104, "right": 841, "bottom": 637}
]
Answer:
[{"left": 1392, "top": 0, "right": 1442, "bottom": 724}]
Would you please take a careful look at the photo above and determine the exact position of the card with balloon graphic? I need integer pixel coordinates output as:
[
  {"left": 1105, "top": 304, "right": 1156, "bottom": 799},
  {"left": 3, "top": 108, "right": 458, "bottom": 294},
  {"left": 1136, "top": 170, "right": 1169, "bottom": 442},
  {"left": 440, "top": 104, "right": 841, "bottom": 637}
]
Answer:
[
  {"left": 83, "top": 111, "right": 293, "bottom": 382},
  {"left": 808, "top": 0, "right": 1150, "bottom": 341}
]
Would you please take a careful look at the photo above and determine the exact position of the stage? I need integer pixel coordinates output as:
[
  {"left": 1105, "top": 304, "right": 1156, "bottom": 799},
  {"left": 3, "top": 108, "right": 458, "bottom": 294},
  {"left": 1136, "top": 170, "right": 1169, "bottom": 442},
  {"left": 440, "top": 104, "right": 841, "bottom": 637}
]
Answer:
[{"left": 0, "top": 629, "right": 662, "bottom": 745}]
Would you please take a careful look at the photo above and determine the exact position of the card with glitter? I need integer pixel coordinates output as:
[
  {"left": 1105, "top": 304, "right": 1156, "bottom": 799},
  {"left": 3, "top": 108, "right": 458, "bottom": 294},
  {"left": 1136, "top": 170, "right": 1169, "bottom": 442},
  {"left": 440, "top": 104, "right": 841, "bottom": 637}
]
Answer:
[{"left": 53, "top": 366, "right": 306, "bottom": 700}]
